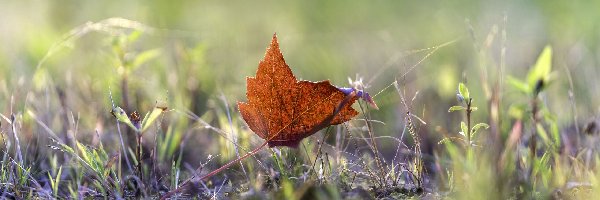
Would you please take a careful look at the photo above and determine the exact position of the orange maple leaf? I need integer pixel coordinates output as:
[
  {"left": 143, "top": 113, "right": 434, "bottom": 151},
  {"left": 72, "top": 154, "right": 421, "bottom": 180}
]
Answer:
[{"left": 238, "top": 33, "right": 360, "bottom": 147}]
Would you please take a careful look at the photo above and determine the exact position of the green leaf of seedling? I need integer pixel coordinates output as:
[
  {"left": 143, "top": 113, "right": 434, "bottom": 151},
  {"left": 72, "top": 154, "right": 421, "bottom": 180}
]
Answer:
[
  {"left": 438, "top": 137, "right": 466, "bottom": 145},
  {"left": 141, "top": 103, "right": 167, "bottom": 132},
  {"left": 112, "top": 36, "right": 126, "bottom": 57},
  {"left": 131, "top": 48, "right": 161, "bottom": 70},
  {"left": 536, "top": 123, "right": 551, "bottom": 145},
  {"left": 458, "top": 83, "right": 470, "bottom": 101},
  {"left": 471, "top": 123, "right": 490, "bottom": 138},
  {"left": 471, "top": 107, "right": 478, "bottom": 111},
  {"left": 49, "top": 166, "right": 62, "bottom": 196},
  {"left": 17, "top": 167, "right": 30, "bottom": 185},
  {"left": 126, "top": 30, "right": 142, "bottom": 44},
  {"left": 47, "top": 172, "right": 54, "bottom": 193},
  {"left": 111, "top": 107, "right": 138, "bottom": 132},
  {"left": 527, "top": 46, "right": 552, "bottom": 93},
  {"left": 460, "top": 121, "right": 468, "bottom": 137},
  {"left": 56, "top": 166, "right": 62, "bottom": 184},
  {"left": 52, "top": 138, "right": 75, "bottom": 155},
  {"left": 76, "top": 142, "right": 91, "bottom": 164},
  {"left": 448, "top": 106, "right": 466, "bottom": 112},
  {"left": 92, "top": 150, "right": 103, "bottom": 170},
  {"left": 507, "top": 76, "right": 530, "bottom": 94}
]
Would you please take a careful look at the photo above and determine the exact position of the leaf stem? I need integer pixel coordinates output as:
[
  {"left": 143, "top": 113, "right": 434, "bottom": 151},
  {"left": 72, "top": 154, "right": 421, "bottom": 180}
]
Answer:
[
  {"left": 160, "top": 141, "right": 268, "bottom": 200},
  {"left": 466, "top": 98, "right": 473, "bottom": 149},
  {"left": 136, "top": 133, "right": 143, "bottom": 191}
]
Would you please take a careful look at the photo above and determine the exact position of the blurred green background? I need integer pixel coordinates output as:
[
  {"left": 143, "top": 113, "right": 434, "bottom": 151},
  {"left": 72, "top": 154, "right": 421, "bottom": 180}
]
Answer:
[{"left": 1, "top": 0, "right": 599, "bottom": 160}]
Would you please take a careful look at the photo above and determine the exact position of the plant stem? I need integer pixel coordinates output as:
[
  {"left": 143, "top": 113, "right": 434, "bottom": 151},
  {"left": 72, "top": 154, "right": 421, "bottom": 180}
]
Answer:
[
  {"left": 137, "top": 133, "right": 143, "bottom": 184},
  {"left": 530, "top": 96, "right": 539, "bottom": 171},
  {"left": 200, "top": 141, "right": 267, "bottom": 180},
  {"left": 466, "top": 98, "right": 473, "bottom": 149}
]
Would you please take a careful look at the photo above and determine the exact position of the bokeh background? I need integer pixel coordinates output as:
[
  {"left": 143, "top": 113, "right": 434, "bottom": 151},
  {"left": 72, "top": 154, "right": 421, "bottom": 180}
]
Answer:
[{"left": 1, "top": 0, "right": 599, "bottom": 168}]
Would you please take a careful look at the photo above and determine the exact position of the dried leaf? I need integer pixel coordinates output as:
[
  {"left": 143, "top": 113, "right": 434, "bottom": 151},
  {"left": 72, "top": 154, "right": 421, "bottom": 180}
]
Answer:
[{"left": 238, "top": 34, "right": 362, "bottom": 147}]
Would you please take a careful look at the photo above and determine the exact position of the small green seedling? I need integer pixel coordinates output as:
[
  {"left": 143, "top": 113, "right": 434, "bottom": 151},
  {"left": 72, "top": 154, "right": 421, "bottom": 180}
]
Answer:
[
  {"left": 506, "top": 45, "right": 559, "bottom": 150},
  {"left": 506, "top": 46, "right": 560, "bottom": 194},
  {"left": 48, "top": 166, "right": 62, "bottom": 197},
  {"left": 442, "top": 83, "right": 489, "bottom": 148},
  {"left": 110, "top": 102, "right": 167, "bottom": 134}
]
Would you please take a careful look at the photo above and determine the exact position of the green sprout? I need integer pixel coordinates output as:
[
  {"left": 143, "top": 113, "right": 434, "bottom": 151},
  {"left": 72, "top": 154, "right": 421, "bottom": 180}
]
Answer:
[
  {"left": 443, "top": 83, "right": 489, "bottom": 148},
  {"left": 110, "top": 103, "right": 167, "bottom": 134}
]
